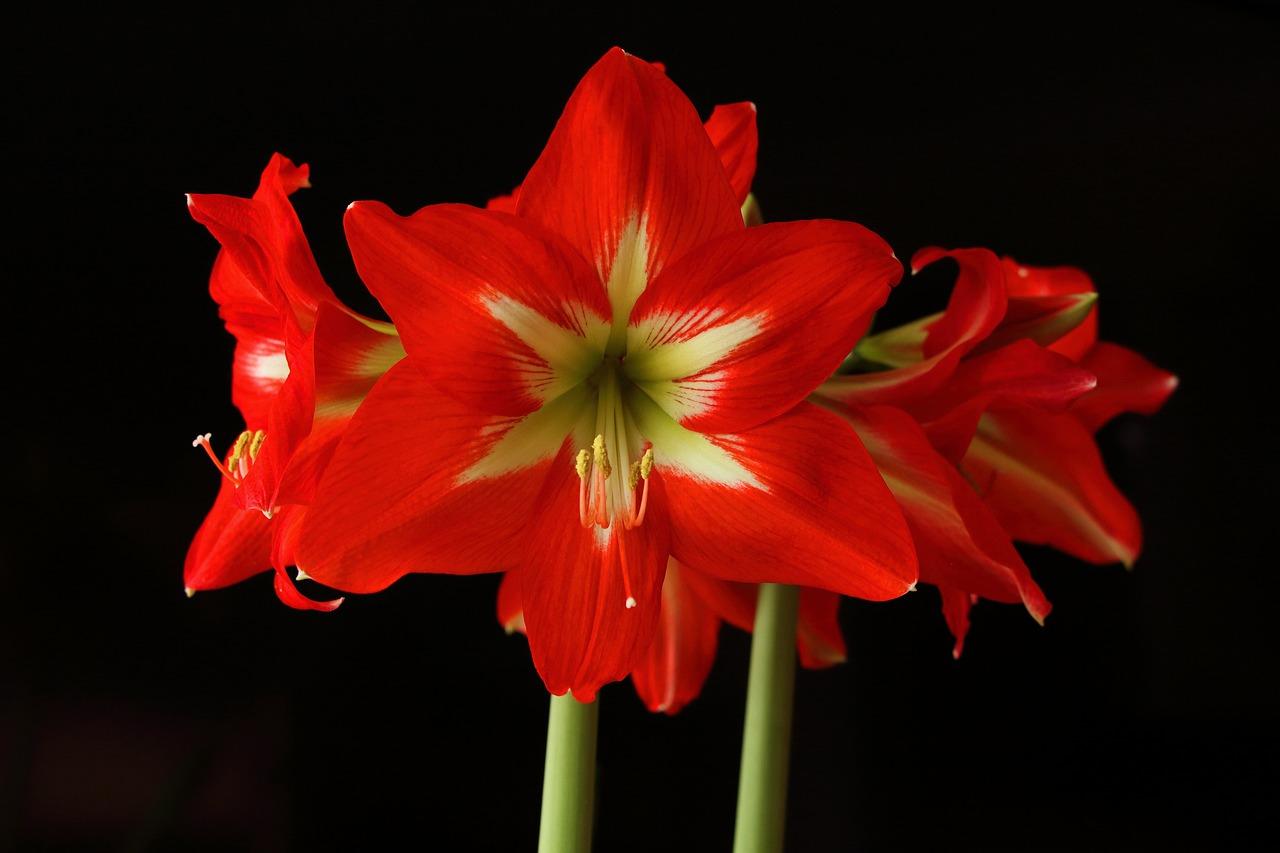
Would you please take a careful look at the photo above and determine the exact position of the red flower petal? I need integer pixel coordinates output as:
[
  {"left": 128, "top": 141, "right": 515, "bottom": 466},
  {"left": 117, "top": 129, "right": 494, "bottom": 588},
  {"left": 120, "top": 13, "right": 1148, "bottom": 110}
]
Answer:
[
  {"left": 626, "top": 220, "right": 901, "bottom": 434},
  {"left": 663, "top": 401, "right": 917, "bottom": 600},
  {"left": 939, "top": 587, "right": 974, "bottom": 659},
  {"left": 521, "top": 466, "right": 671, "bottom": 701},
  {"left": 963, "top": 408, "right": 1142, "bottom": 566},
  {"left": 820, "top": 247, "right": 1007, "bottom": 407},
  {"left": 704, "top": 102, "right": 758, "bottom": 205},
  {"left": 845, "top": 405, "right": 1049, "bottom": 619},
  {"left": 630, "top": 560, "right": 721, "bottom": 714},
  {"left": 1072, "top": 342, "right": 1179, "bottom": 432},
  {"left": 184, "top": 475, "right": 272, "bottom": 593},
  {"left": 497, "top": 570, "right": 526, "bottom": 635},
  {"left": 515, "top": 48, "right": 743, "bottom": 330},
  {"left": 296, "top": 360, "right": 578, "bottom": 592},
  {"left": 908, "top": 340, "right": 1098, "bottom": 463},
  {"left": 343, "top": 202, "right": 612, "bottom": 417},
  {"left": 1000, "top": 257, "right": 1098, "bottom": 360}
]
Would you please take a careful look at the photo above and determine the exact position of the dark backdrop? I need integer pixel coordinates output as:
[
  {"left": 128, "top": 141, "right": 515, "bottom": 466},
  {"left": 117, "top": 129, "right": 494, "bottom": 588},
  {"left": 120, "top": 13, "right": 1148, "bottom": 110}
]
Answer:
[{"left": 6, "top": 4, "right": 1278, "bottom": 851}]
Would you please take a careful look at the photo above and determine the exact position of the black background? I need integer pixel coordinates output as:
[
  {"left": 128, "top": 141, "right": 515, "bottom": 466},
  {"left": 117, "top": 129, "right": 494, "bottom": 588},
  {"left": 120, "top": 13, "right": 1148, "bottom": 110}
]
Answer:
[{"left": 6, "top": 4, "right": 1278, "bottom": 851}]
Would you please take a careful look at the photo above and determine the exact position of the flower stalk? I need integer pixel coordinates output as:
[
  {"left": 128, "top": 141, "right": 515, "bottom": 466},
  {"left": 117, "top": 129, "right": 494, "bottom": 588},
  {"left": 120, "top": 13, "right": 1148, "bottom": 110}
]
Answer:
[
  {"left": 733, "top": 582, "right": 800, "bottom": 853},
  {"left": 538, "top": 692, "right": 599, "bottom": 853}
]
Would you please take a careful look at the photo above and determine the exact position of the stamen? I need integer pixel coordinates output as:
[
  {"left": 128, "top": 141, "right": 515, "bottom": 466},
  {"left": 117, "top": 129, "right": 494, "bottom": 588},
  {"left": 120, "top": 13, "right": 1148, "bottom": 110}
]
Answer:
[
  {"left": 192, "top": 429, "right": 266, "bottom": 487},
  {"left": 624, "top": 444, "right": 654, "bottom": 530},
  {"left": 576, "top": 449, "right": 592, "bottom": 528},
  {"left": 192, "top": 433, "right": 237, "bottom": 482}
]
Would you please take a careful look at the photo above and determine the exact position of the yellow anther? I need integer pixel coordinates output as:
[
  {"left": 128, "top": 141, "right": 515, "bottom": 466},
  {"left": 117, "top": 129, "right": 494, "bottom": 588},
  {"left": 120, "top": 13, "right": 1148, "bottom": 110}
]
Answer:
[
  {"left": 227, "top": 430, "right": 252, "bottom": 471},
  {"left": 591, "top": 434, "right": 611, "bottom": 478},
  {"left": 574, "top": 449, "right": 591, "bottom": 479},
  {"left": 248, "top": 429, "right": 267, "bottom": 460},
  {"left": 628, "top": 460, "right": 642, "bottom": 490},
  {"left": 638, "top": 447, "right": 654, "bottom": 480}
]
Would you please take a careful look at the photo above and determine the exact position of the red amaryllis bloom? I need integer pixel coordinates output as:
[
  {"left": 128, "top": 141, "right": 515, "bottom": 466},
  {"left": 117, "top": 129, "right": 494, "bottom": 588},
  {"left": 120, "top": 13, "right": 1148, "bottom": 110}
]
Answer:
[
  {"left": 296, "top": 48, "right": 918, "bottom": 700},
  {"left": 815, "top": 247, "right": 1176, "bottom": 654},
  {"left": 184, "top": 154, "right": 404, "bottom": 610}
]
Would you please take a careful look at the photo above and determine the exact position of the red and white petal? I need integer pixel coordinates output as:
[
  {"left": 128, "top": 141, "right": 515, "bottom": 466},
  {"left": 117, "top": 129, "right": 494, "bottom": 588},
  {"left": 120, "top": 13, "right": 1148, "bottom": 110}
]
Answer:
[
  {"left": 210, "top": 252, "right": 290, "bottom": 429},
  {"left": 819, "top": 247, "right": 1007, "bottom": 407},
  {"left": 648, "top": 397, "right": 917, "bottom": 600},
  {"left": 630, "top": 559, "right": 721, "bottom": 714},
  {"left": 296, "top": 360, "right": 590, "bottom": 592},
  {"left": 515, "top": 48, "right": 743, "bottom": 342},
  {"left": 908, "top": 340, "right": 1098, "bottom": 463},
  {"left": 1000, "top": 257, "right": 1097, "bottom": 360},
  {"left": 963, "top": 408, "right": 1142, "bottom": 567},
  {"left": 521, "top": 467, "right": 672, "bottom": 701},
  {"left": 626, "top": 220, "right": 901, "bottom": 434},
  {"left": 704, "top": 102, "right": 758, "bottom": 206},
  {"left": 344, "top": 202, "right": 612, "bottom": 416},
  {"left": 184, "top": 475, "right": 272, "bottom": 593},
  {"left": 845, "top": 405, "right": 1049, "bottom": 617},
  {"left": 1072, "top": 342, "right": 1178, "bottom": 432}
]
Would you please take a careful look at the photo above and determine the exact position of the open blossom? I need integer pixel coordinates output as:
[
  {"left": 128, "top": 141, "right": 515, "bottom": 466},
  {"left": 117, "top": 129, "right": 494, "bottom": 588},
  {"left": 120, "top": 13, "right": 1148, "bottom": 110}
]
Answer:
[
  {"left": 184, "top": 154, "right": 404, "bottom": 609},
  {"left": 295, "top": 48, "right": 918, "bottom": 700},
  {"left": 815, "top": 247, "right": 1177, "bottom": 654}
]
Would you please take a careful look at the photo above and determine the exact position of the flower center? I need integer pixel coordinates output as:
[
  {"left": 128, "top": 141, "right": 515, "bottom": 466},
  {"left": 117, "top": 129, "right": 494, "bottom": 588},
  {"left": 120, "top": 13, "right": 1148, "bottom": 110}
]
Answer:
[{"left": 193, "top": 429, "right": 265, "bottom": 486}]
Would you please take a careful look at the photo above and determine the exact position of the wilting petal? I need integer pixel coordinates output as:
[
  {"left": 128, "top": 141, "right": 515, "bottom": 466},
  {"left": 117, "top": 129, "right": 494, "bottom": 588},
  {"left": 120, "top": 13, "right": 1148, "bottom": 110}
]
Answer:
[
  {"left": 1000, "top": 257, "right": 1097, "bottom": 360},
  {"left": 630, "top": 560, "right": 721, "bottom": 714},
  {"left": 939, "top": 586, "right": 974, "bottom": 659},
  {"left": 657, "top": 400, "right": 916, "bottom": 600},
  {"left": 522, "top": 467, "right": 671, "bottom": 701},
  {"left": 908, "top": 340, "right": 1098, "bottom": 463},
  {"left": 184, "top": 475, "right": 272, "bottom": 593},
  {"left": 844, "top": 405, "right": 1049, "bottom": 618},
  {"left": 820, "top": 247, "right": 1007, "bottom": 407},
  {"left": 626, "top": 221, "right": 901, "bottom": 434},
  {"left": 1072, "top": 342, "right": 1178, "bottom": 432},
  {"left": 516, "top": 47, "right": 743, "bottom": 347},
  {"left": 187, "top": 153, "right": 336, "bottom": 326},
  {"left": 296, "top": 361, "right": 588, "bottom": 592},
  {"left": 344, "top": 202, "right": 612, "bottom": 416},
  {"left": 963, "top": 408, "right": 1142, "bottom": 566},
  {"left": 704, "top": 102, "right": 758, "bottom": 205}
]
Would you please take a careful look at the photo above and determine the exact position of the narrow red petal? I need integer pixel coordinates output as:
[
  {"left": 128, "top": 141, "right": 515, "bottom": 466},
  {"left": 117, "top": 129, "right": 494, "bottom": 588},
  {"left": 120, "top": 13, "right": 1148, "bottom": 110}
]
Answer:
[
  {"left": 497, "top": 569, "right": 526, "bottom": 635},
  {"left": 704, "top": 102, "right": 758, "bottom": 205},
  {"left": 963, "top": 408, "right": 1142, "bottom": 566},
  {"left": 665, "top": 402, "right": 917, "bottom": 600},
  {"left": 522, "top": 467, "right": 671, "bottom": 701},
  {"left": 939, "top": 587, "right": 974, "bottom": 659},
  {"left": 630, "top": 560, "right": 721, "bottom": 714},
  {"left": 1072, "top": 342, "right": 1179, "bottom": 432},
  {"left": 343, "top": 202, "right": 611, "bottom": 417},
  {"left": 184, "top": 476, "right": 272, "bottom": 593}
]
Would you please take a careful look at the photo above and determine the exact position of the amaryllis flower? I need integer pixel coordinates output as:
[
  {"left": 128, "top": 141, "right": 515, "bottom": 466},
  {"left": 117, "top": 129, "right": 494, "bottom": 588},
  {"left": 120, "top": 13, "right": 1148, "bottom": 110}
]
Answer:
[
  {"left": 184, "top": 154, "right": 404, "bottom": 610},
  {"left": 814, "top": 247, "right": 1176, "bottom": 653},
  {"left": 296, "top": 48, "right": 918, "bottom": 700}
]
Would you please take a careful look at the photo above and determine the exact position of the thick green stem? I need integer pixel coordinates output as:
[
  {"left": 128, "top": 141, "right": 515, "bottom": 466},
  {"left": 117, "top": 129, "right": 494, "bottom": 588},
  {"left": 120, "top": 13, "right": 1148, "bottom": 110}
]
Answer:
[
  {"left": 537, "top": 692, "right": 599, "bottom": 853},
  {"left": 733, "top": 583, "right": 800, "bottom": 853}
]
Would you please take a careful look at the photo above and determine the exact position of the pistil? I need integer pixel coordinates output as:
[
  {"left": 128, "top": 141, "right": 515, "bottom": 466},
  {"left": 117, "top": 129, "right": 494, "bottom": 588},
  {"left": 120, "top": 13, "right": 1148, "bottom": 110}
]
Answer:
[{"left": 193, "top": 429, "right": 266, "bottom": 486}]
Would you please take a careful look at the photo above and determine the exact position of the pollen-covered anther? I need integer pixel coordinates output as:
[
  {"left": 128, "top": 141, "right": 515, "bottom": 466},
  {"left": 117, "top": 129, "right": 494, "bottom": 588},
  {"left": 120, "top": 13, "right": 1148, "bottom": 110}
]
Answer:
[
  {"left": 193, "top": 428, "right": 266, "bottom": 486},
  {"left": 622, "top": 443, "right": 654, "bottom": 530}
]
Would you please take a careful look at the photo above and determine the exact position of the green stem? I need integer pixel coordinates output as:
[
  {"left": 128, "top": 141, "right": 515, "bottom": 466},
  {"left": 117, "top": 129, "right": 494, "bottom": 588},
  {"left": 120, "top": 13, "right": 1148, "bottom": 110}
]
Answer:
[
  {"left": 733, "top": 583, "right": 801, "bottom": 853},
  {"left": 537, "top": 692, "right": 599, "bottom": 853}
]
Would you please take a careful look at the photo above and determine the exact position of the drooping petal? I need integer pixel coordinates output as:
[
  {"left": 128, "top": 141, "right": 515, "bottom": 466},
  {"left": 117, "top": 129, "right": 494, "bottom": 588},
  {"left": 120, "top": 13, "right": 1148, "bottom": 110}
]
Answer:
[
  {"left": 963, "top": 408, "right": 1142, "bottom": 566},
  {"left": 907, "top": 340, "right": 1098, "bottom": 463},
  {"left": 515, "top": 47, "right": 743, "bottom": 347},
  {"left": 1072, "top": 342, "right": 1179, "bottom": 432},
  {"left": 844, "top": 405, "right": 1049, "bottom": 618},
  {"left": 625, "top": 220, "right": 901, "bottom": 434},
  {"left": 630, "top": 560, "right": 721, "bottom": 714},
  {"left": 521, "top": 467, "right": 671, "bottom": 701},
  {"left": 678, "top": 573, "right": 846, "bottom": 669},
  {"left": 820, "top": 247, "right": 1007, "bottom": 407},
  {"left": 497, "top": 570, "right": 526, "bottom": 635},
  {"left": 1000, "top": 257, "right": 1097, "bottom": 360},
  {"left": 651, "top": 398, "right": 917, "bottom": 600},
  {"left": 296, "top": 361, "right": 590, "bottom": 592},
  {"left": 975, "top": 291, "right": 1099, "bottom": 356},
  {"left": 939, "top": 587, "right": 974, "bottom": 659},
  {"left": 268, "top": 506, "right": 344, "bottom": 612},
  {"left": 703, "top": 102, "right": 758, "bottom": 205},
  {"left": 184, "top": 475, "right": 272, "bottom": 593},
  {"left": 343, "top": 202, "right": 612, "bottom": 416}
]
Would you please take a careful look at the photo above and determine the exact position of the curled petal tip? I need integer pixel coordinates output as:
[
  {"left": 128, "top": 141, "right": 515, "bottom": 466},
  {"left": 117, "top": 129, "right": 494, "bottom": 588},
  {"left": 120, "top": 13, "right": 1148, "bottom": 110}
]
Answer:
[
  {"left": 184, "top": 193, "right": 194, "bottom": 208},
  {"left": 906, "top": 581, "right": 918, "bottom": 593},
  {"left": 294, "top": 569, "right": 311, "bottom": 583},
  {"left": 625, "top": 596, "right": 637, "bottom": 609},
  {"left": 184, "top": 587, "right": 195, "bottom": 599}
]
